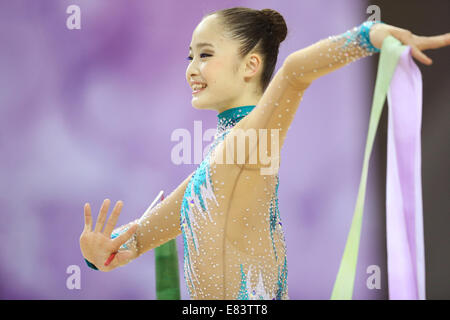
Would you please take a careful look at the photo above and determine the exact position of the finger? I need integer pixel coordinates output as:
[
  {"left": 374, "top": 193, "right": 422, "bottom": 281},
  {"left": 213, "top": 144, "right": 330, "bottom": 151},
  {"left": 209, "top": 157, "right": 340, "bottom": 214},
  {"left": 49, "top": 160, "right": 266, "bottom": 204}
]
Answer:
[
  {"left": 103, "top": 200, "right": 123, "bottom": 237},
  {"left": 416, "top": 33, "right": 450, "bottom": 51},
  {"left": 94, "top": 198, "right": 110, "bottom": 233},
  {"left": 411, "top": 45, "right": 432, "bottom": 65},
  {"left": 112, "top": 223, "right": 138, "bottom": 249},
  {"left": 84, "top": 203, "right": 92, "bottom": 232},
  {"left": 104, "top": 252, "right": 117, "bottom": 266}
]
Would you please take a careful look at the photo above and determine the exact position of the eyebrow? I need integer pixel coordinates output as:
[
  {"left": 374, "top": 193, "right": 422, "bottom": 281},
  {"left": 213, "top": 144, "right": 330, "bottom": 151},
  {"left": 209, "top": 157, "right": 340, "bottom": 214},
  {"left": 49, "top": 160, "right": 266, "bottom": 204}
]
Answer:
[{"left": 189, "top": 42, "right": 214, "bottom": 51}]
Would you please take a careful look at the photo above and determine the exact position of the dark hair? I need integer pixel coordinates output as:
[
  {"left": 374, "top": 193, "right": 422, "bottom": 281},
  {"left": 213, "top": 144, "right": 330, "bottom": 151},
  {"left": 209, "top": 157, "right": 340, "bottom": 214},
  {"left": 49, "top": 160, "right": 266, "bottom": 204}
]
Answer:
[{"left": 203, "top": 7, "right": 288, "bottom": 93}]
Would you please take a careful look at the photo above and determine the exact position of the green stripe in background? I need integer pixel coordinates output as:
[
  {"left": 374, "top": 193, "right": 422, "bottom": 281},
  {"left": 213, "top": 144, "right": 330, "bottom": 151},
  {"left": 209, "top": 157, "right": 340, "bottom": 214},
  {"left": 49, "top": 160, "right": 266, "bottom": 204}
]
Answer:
[{"left": 155, "top": 238, "right": 181, "bottom": 299}]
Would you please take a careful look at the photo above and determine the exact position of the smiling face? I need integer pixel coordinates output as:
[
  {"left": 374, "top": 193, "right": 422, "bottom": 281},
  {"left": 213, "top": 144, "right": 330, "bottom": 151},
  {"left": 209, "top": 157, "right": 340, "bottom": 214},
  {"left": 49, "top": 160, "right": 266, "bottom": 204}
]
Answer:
[{"left": 186, "top": 14, "right": 263, "bottom": 113}]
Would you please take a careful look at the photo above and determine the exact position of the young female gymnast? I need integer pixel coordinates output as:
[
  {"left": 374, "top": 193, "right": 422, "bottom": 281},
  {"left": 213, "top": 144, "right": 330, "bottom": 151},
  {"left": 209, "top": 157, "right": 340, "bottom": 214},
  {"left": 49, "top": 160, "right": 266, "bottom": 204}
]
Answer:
[{"left": 79, "top": 7, "right": 450, "bottom": 300}]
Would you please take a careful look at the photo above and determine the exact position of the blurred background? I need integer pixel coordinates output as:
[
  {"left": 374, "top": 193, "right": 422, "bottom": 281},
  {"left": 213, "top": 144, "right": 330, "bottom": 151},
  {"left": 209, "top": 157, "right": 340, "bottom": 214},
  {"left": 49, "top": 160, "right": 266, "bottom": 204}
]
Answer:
[{"left": 0, "top": 0, "right": 448, "bottom": 299}]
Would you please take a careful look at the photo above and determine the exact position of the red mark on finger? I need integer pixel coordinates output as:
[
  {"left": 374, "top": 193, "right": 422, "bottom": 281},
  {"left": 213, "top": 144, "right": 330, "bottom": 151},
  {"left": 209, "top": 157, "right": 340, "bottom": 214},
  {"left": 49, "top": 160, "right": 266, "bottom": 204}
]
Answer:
[{"left": 104, "top": 252, "right": 116, "bottom": 266}]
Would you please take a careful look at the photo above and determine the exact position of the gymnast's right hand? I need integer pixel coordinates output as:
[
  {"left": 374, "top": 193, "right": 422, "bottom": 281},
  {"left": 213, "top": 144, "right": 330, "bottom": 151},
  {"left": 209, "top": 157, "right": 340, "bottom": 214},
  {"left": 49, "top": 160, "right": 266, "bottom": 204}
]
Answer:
[{"left": 79, "top": 199, "right": 138, "bottom": 272}]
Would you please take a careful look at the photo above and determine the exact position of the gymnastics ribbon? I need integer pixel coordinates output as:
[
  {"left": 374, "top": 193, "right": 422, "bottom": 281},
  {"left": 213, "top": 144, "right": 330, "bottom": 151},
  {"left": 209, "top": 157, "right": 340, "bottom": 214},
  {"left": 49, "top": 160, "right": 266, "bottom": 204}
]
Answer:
[
  {"left": 386, "top": 44, "right": 425, "bottom": 300},
  {"left": 331, "top": 35, "right": 425, "bottom": 299},
  {"left": 155, "top": 194, "right": 181, "bottom": 299}
]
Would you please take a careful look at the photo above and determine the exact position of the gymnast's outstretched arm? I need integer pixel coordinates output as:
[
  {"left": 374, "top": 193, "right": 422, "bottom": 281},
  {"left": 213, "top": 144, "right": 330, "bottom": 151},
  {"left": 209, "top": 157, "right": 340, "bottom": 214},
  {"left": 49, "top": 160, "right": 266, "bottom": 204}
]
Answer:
[
  {"left": 80, "top": 170, "right": 194, "bottom": 272},
  {"left": 226, "top": 21, "right": 381, "bottom": 171},
  {"left": 230, "top": 21, "right": 448, "bottom": 170}
]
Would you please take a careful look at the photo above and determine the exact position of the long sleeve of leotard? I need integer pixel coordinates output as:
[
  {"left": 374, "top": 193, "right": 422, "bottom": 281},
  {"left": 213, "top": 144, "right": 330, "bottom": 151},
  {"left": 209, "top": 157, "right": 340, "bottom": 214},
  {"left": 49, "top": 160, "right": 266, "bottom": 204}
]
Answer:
[
  {"left": 84, "top": 170, "right": 195, "bottom": 270},
  {"left": 232, "top": 20, "right": 383, "bottom": 170}
]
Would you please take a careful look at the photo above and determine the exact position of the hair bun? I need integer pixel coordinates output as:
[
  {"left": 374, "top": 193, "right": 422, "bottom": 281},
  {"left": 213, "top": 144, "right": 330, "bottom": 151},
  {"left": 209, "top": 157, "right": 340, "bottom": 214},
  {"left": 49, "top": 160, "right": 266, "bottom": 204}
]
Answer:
[{"left": 260, "top": 8, "right": 287, "bottom": 43}]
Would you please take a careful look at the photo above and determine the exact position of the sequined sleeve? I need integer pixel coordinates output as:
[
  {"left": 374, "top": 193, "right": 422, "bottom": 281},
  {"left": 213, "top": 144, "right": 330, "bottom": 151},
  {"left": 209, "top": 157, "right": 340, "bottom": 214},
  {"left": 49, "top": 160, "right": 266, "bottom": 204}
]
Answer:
[
  {"left": 84, "top": 171, "right": 195, "bottom": 270},
  {"left": 131, "top": 171, "right": 195, "bottom": 257},
  {"left": 233, "top": 21, "right": 383, "bottom": 168},
  {"left": 283, "top": 20, "right": 381, "bottom": 86}
]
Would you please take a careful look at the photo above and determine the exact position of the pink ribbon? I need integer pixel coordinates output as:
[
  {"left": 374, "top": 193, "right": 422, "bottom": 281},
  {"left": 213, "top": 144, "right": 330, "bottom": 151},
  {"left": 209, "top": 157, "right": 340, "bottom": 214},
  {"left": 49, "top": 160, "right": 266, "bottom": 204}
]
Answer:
[{"left": 386, "top": 46, "right": 426, "bottom": 299}]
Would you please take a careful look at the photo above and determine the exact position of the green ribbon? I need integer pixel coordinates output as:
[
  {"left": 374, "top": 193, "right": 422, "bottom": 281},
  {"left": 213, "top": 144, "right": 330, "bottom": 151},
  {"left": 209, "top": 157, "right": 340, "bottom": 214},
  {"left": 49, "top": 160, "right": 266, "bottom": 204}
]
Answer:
[
  {"left": 331, "top": 36, "right": 408, "bottom": 300},
  {"left": 155, "top": 238, "right": 181, "bottom": 299}
]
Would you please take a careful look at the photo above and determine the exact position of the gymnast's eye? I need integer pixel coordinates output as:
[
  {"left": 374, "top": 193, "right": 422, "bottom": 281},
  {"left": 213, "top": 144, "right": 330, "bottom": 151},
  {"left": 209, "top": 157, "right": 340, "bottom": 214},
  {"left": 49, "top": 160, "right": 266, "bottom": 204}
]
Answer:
[{"left": 186, "top": 53, "right": 212, "bottom": 61}]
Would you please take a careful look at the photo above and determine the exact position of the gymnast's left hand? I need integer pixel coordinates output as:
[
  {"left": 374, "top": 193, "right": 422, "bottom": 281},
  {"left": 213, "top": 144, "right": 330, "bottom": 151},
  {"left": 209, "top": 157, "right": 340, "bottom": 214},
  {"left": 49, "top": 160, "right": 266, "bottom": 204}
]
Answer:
[{"left": 369, "top": 22, "right": 450, "bottom": 65}]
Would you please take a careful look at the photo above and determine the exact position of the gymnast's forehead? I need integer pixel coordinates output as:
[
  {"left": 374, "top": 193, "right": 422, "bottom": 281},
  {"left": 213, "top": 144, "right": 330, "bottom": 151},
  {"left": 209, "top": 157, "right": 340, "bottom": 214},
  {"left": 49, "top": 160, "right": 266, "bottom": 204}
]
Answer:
[{"left": 189, "top": 14, "right": 230, "bottom": 52}]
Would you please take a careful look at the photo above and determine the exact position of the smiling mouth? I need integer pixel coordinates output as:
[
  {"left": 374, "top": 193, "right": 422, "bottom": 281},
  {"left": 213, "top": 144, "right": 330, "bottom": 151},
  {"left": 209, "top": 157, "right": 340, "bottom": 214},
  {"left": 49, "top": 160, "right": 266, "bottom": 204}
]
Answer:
[{"left": 192, "top": 85, "right": 207, "bottom": 94}]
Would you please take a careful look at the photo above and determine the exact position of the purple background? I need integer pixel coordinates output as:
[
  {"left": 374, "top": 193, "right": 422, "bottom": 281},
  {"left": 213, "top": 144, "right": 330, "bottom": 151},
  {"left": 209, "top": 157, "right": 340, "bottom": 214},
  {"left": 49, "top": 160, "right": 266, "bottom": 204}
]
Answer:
[{"left": 0, "top": 0, "right": 388, "bottom": 299}]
